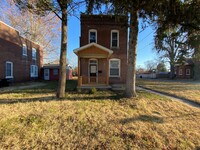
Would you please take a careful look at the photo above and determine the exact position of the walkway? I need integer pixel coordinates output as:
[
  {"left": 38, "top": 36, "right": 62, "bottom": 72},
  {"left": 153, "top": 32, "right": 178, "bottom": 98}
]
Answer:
[{"left": 137, "top": 86, "right": 200, "bottom": 109}]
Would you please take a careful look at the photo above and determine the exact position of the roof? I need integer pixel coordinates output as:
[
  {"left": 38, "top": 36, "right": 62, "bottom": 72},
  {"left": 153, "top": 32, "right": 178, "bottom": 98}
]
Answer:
[
  {"left": 43, "top": 64, "right": 72, "bottom": 69},
  {"left": 175, "top": 58, "right": 194, "bottom": 66},
  {"left": 73, "top": 43, "right": 113, "bottom": 57}
]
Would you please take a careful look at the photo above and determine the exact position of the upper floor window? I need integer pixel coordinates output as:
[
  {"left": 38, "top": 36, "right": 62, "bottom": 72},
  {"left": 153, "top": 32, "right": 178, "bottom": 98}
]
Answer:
[
  {"left": 32, "top": 48, "right": 36, "bottom": 60},
  {"left": 186, "top": 69, "right": 190, "bottom": 75},
  {"left": 30, "top": 65, "right": 38, "bottom": 77},
  {"left": 6, "top": 61, "right": 13, "bottom": 79},
  {"left": 22, "top": 44, "right": 27, "bottom": 56},
  {"left": 111, "top": 30, "right": 119, "bottom": 48},
  {"left": 109, "top": 59, "right": 120, "bottom": 77},
  {"left": 89, "top": 29, "right": 97, "bottom": 43}
]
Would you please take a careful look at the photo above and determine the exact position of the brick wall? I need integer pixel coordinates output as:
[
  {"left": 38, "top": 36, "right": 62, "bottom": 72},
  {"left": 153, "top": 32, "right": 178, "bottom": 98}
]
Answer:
[
  {"left": 80, "top": 14, "right": 128, "bottom": 84},
  {"left": 0, "top": 21, "right": 43, "bottom": 82}
]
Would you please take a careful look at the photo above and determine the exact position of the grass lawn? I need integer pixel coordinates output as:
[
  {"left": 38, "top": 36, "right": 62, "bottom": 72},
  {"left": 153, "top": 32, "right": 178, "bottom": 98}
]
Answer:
[
  {"left": 0, "top": 81, "right": 200, "bottom": 149},
  {"left": 137, "top": 79, "right": 200, "bottom": 104}
]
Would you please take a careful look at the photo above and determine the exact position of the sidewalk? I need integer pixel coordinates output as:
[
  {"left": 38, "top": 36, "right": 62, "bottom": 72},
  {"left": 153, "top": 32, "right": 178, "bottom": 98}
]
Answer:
[{"left": 137, "top": 86, "right": 200, "bottom": 109}]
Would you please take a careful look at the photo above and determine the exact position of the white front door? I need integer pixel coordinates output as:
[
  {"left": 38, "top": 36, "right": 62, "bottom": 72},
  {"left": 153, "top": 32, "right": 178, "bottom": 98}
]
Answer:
[{"left": 44, "top": 69, "right": 50, "bottom": 80}]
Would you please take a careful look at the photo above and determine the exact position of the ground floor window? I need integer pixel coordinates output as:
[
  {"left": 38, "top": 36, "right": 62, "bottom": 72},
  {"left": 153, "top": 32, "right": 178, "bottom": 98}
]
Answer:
[
  {"left": 186, "top": 69, "right": 190, "bottom": 75},
  {"left": 53, "top": 69, "right": 59, "bottom": 75},
  {"left": 6, "top": 61, "right": 13, "bottom": 78},
  {"left": 30, "top": 65, "right": 38, "bottom": 77},
  {"left": 109, "top": 59, "right": 120, "bottom": 77},
  {"left": 179, "top": 69, "right": 183, "bottom": 75}
]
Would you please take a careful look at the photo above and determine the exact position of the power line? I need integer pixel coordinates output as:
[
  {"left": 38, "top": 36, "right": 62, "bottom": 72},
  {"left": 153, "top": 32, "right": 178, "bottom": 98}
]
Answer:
[
  {"left": 138, "top": 42, "right": 154, "bottom": 51},
  {"left": 138, "top": 30, "right": 154, "bottom": 44}
]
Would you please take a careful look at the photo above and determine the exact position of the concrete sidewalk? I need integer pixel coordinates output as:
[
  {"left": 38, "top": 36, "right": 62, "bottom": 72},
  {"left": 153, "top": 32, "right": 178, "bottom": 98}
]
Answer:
[{"left": 137, "top": 86, "right": 200, "bottom": 109}]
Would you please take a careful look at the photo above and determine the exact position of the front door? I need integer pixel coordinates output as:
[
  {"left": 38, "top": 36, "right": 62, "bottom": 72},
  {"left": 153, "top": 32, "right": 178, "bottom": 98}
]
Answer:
[
  {"left": 44, "top": 69, "right": 50, "bottom": 80},
  {"left": 89, "top": 59, "right": 98, "bottom": 83}
]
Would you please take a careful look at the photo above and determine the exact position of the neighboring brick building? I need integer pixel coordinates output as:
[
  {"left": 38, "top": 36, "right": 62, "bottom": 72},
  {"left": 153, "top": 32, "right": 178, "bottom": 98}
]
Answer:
[
  {"left": 74, "top": 14, "right": 128, "bottom": 88},
  {"left": 175, "top": 59, "right": 194, "bottom": 79},
  {"left": 0, "top": 21, "right": 43, "bottom": 83}
]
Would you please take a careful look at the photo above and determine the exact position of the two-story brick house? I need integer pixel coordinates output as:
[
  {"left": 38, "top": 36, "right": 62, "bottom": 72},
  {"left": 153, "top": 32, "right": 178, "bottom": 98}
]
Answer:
[
  {"left": 74, "top": 14, "right": 128, "bottom": 88},
  {"left": 0, "top": 21, "right": 43, "bottom": 83}
]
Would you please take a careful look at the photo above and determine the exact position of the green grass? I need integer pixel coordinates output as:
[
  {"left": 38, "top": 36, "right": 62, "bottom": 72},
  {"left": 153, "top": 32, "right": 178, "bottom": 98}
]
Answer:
[
  {"left": 0, "top": 81, "right": 200, "bottom": 149},
  {"left": 137, "top": 79, "right": 200, "bottom": 104}
]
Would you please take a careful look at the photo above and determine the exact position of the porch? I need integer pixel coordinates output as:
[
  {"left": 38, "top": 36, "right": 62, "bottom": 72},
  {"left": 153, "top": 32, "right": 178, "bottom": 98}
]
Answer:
[{"left": 74, "top": 43, "right": 113, "bottom": 88}]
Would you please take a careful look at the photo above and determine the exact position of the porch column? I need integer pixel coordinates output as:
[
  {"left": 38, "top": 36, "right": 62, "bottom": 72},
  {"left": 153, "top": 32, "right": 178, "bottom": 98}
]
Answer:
[
  {"left": 78, "top": 56, "right": 82, "bottom": 86},
  {"left": 106, "top": 58, "right": 109, "bottom": 85}
]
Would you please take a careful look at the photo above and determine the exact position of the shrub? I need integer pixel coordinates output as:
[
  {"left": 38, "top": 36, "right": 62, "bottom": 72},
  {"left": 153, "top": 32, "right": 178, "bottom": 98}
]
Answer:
[{"left": 89, "top": 87, "right": 97, "bottom": 94}]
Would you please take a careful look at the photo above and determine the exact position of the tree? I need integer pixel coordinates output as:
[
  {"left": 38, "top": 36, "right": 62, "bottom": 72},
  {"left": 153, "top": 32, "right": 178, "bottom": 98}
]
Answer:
[
  {"left": 154, "top": 28, "right": 189, "bottom": 79},
  {"left": 0, "top": 0, "right": 60, "bottom": 63},
  {"left": 157, "top": 62, "right": 167, "bottom": 72},
  {"left": 14, "top": 0, "right": 83, "bottom": 98},
  {"left": 144, "top": 60, "right": 157, "bottom": 73}
]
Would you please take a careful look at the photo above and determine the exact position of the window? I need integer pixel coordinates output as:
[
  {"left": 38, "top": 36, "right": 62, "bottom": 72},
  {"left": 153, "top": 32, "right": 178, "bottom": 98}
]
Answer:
[
  {"left": 109, "top": 59, "right": 120, "bottom": 77},
  {"left": 6, "top": 61, "right": 13, "bottom": 78},
  {"left": 32, "top": 48, "right": 36, "bottom": 60},
  {"left": 179, "top": 69, "right": 183, "bottom": 75},
  {"left": 186, "top": 69, "right": 190, "bottom": 75},
  {"left": 30, "top": 65, "right": 38, "bottom": 77},
  {"left": 89, "top": 29, "right": 97, "bottom": 43},
  {"left": 22, "top": 44, "right": 27, "bottom": 56},
  {"left": 53, "top": 69, "right": 59, "bottom": 75},
  {"left": 111, "top": 30, "right": 119, "bottom": 48}
]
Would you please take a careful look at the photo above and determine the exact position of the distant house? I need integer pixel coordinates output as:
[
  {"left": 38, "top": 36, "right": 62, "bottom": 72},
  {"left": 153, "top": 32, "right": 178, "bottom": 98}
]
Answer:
[
  {"left": 41, "top": 64, "right": 72, "bottom": 81},
  {"left": 73, "top": 14, "right": 128, "bottom": 88},
  {"left": 0, "top": 21, "right": 43, "bottom": 83},
  {"left": 175, "top": 59, "right": 194, "bottom": 79}
]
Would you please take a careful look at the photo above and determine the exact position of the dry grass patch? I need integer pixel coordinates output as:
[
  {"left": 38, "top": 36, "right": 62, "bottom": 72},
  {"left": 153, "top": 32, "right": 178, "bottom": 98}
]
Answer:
[
  {"left": 137, "top": 79, "right": 200, "bottom": 104},
  {"left": 0, "top": 84, "right": 200, "bottom": 149}
]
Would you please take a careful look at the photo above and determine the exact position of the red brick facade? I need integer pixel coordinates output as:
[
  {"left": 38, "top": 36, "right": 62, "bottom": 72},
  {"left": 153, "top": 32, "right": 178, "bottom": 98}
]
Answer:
[
  {"left": 75, "top": 14, "right": 128, "bottom": 86},
  {"left": 175, "top": 65, "right": 194, "bottom": 79},
  {"left": 0, "top": 21, "right": 43, "bottom": 82}
]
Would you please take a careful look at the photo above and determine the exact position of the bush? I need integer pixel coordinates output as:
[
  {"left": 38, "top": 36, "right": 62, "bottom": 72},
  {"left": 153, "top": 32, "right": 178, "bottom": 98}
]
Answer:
[{"left": 89, "top": 87, "right": 97, "bottom": 94}]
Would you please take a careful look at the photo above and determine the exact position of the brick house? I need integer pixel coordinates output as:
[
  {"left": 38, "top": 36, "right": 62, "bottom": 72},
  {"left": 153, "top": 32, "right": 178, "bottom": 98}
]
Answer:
[
  {"left": 175, "top": 59, "right": 194, "bottom": 79},
  {"left": 0, "top": 21, "right": 43, "bottom": 83},
  {"left": 74, "top": 14, "right": 128, "bottom": 88}
]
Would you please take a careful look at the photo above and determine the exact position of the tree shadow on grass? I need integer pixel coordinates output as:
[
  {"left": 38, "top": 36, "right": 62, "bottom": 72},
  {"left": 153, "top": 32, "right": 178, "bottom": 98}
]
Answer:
[
  {"left": 119, "top": 115, "right": 164, "bottom": 124},
  {"left": 0, "top": 90, "right": 125, "bottom": 104},
  {"left": 117, "top": 112, "right": 200, "bottom": 124}
]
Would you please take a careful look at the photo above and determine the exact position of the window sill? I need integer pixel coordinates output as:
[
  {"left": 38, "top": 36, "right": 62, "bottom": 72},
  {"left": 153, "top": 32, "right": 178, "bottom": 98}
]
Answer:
[
  {"left": 6, "top": 76, "right": 13, "bottom": 79},
  {"left": 111, "top": 47, "right": 120, "bottom": 50}
]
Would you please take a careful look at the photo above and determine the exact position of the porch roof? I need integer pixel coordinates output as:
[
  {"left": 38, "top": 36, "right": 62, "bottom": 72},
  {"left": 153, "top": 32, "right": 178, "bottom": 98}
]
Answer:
[{"left": 73, "top": 43, "right": 113, "bottom": 58}]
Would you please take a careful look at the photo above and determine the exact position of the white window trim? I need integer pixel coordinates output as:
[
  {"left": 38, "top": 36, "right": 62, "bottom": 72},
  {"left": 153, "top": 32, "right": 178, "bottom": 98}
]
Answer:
[
  {"left": 111, "top": 30, "right": 119, "bottom": 48},
  {"left": 186, "top": 69, "right": 190, "bottom": 75},
  {"left": 5, "top": 61, "right": 13, "bottom": 79},
  {"left": 109, "top": 58, "right": 120, "bottom": 77},
  {"left": 32, "top": 48, "right": 37, "bottom": 60},
  {"left": 88, "top": 29, "right": 97, "bottom": 43},
  {"left": 30, "top": 65, "right": 38, "bottom": 77},
  {"left": 179, "top": 69, "right": 183, "bottom": 75},
  {"left": 22, "top": 44, "right": 27, "bottom": 56}
]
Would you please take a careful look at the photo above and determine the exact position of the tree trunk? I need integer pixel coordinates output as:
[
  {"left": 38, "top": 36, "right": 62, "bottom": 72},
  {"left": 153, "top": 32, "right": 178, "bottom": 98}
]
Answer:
[
  {"left": 170, "top": 63, "right": 175, "bottom": 79},
  {"left": 56, "top": 8, "right": 67, "bottom": 98},
  {"left": 125, "top": 9, "right": 139, "bottom": 98}
]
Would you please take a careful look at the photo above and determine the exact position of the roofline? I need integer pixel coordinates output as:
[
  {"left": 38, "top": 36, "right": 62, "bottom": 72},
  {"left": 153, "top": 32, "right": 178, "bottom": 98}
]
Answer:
[
  {"left": 0, "top": 20, "right": 41, "bottom": 48},
  {"left": 73, "top": 43, "right": 113, "bottom": 56}
]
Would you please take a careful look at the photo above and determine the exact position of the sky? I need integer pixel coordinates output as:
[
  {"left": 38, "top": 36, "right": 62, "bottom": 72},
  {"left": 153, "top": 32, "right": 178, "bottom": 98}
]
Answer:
[{"left": 67, "top": 13, "right": 157, "bottom": 68}]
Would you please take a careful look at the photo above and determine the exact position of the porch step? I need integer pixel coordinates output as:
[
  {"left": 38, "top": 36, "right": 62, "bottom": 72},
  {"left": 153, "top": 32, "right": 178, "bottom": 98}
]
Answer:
[
  {"left": 78, "top": 84, "right": 112, "bottom": 90},
  {"left": 111, "top": 84, "right": 125, "bottom": 91}
]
